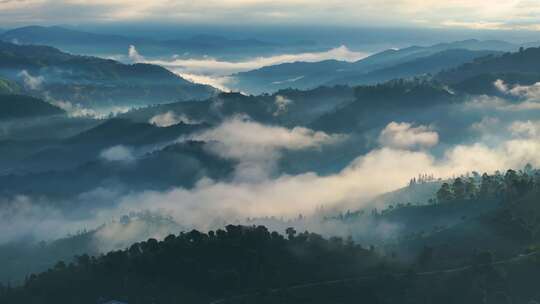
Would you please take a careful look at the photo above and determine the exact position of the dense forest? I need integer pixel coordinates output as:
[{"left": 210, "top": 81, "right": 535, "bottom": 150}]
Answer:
[{"left": 0, "top": 94, "right": 64, "bottom": 119}]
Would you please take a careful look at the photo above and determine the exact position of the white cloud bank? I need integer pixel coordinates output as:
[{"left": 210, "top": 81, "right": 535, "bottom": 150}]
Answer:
[
  {"left": 132, "top": 45, "right": 366, "bottom": 75},
  {"left": 111, "top": 140, "right": 540, "bottom": 231},
  {"left": 98, "top": 119, "right": 540, "bottom": 231},
  {"left": 463, "top": 80, "right": 540, "bottom": 112},
  {"left": 495, "top": 79, "right": 540, "bottom": 100},
  {"left": 188, "top": 116, "right": 344, "bottom": 180},
  {"left": 378, "top": 122, "right": 438, "bottom": 149}
]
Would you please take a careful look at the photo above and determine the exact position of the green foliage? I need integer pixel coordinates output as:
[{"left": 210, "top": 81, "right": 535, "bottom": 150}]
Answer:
[
  {"left": 0, "top": 94, "right": 64, "bottom": 119},
  {"left": 436, "top": 46, "right": 540, "bottom": 94},
  {"left": 436, "top": 168, "right": 538, "bottom": 204},
  {"left": 0, "top": 225, "right": 382, "bottom": 304},
  {"left": 311, "top": 78, "right": 456, "bottom": 133}
]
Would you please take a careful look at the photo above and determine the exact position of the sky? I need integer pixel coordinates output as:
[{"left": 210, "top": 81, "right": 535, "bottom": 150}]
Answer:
[{"left": 1, "top": 0, "right": 540, "bottom": 30}]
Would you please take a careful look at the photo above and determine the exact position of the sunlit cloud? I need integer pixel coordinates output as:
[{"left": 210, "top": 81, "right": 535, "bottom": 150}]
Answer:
[
  {"left": 186, "top": 115, "right": 345, "bottom": 181},
  {"left": 2, "top": 0, "right": 540, "bottom": 30},
  {"left": 378, "top": 122, "right": 438, "bottom": 150}
]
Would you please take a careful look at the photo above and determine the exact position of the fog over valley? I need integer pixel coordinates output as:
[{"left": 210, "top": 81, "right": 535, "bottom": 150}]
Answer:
[{"left": 2, "top": 2, "right": 540, "bottom": 303}]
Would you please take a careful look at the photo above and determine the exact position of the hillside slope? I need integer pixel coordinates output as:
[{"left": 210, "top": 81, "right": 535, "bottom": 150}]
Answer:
[{"left": 0, "top": 41, "right": 217, "bottom": 108}]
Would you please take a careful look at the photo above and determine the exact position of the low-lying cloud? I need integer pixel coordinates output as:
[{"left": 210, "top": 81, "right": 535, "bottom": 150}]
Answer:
[
  {"left": 128, "top": 45, "right": 367, "bottom": 91},
  {"left": 49, "top": 99, "right": 131, "bottom": 118},
  {"left": 273, "top": 95, "right": 293, "bottom": 116},
  {"left": 3, "top": 97, "right": 540, "bottom": 249},
  {"left": 18, "top": 70, "right": 44, "bottom": 90},
  {"left": 110, "top": 133, "right": 540, "bottom": 232},
  {"left": 121, "top": 115, "right": 539, "bottom": 225},
  {"left": 378, "top": 122, "right": 439, "bottom": 149},
  {"left": 475, "top": 79, "right": 540, "bottom": 111},
  {"left": 465, "top": 95, "right": 540, "bottom": 112},
  {"left": 495, "top": 79, "right": 540, "bottom": 100},
  {"left": 187, "top": 116, "right": 344, "bottom": 180},
  {"left": 0, "top": 195, "right": 96, "bottom": 244},
  {"left": 100, "top": 145, "right": 135, "bottom": 162},
  {"left": 149, "top": 111, "right": 200, "bottom": 127}
]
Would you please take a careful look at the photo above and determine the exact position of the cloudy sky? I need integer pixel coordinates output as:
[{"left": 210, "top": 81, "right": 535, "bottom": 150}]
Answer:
[{"left": 1, "top": 0, "right": 540, "bottom": 30}]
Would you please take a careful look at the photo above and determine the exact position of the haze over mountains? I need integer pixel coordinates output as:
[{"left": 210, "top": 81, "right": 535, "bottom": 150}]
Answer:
[
  {"left": 1, "top": 22, "right": 540, "bottom": 304},
  {"left": 231, "top": 39, "right": 531, "bottom": 94},
  {"left": 5, "top": 25, "right": 540, "bottom": 95},
  {"left": 0, "top": 25, "right": 309, "bottom": 59}
]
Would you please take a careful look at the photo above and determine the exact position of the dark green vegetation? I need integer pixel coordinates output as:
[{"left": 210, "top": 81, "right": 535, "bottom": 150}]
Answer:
[
  {"left": 120, "top": 86, "right": 355, "bottom": 127},
  {"left": 0, "top": 212, "right": 182, "bottom": 285},
  {"left": 310, "top": 78, "right": 456, "bottom": 133},
  {"left": 437, "top": 46, "right": 540, "bottom": 94},
  {"left": 0, "top": 225, "right": 386, "bottom": 304},
  {"left": 0, "top": 94, "right": 64, "bottom": 119},
  {"left": 0, "top": 41, "right": 216, "bottom": 108},
  {"left": 0, "top": 119, "right": 234, "bottom": 196},
  {"left": 380, "top": 169, "right": 540, "bottom": 262}
]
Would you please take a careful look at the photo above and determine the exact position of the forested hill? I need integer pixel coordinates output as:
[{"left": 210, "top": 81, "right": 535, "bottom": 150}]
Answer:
[
  {"left": 310, "top": 79, "right": 455, "bottom": 133},
  {"left": 2, "top": 169, "right": 540, "bottom": 304},
  {"left": 0, "top": 226, "right": 385, "bottom": 304},
  {"left": 436, "top": 46, "right": 540, "bottom": 94},
  {"left": 0, "top": 94, "right": 65, "bottom": 119},
  {"left": 0, "top": 41, "right": 217, "bottom": 107},
  {"left": 231, "top": 39, "right": 514, "bottom": 94}
]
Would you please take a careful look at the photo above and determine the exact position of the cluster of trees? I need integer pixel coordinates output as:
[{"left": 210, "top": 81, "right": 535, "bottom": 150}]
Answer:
[
  {"left": 353, "top": 77, "right": 455, "bottom": 108},
  {"left": 437, "top": 168, "right": 539, "bottom": 203},
  {"left": 0, "top": 225, "right": 384, "bottom": 304},
  {"left": 409, "top": 173, "right": 438, "bottom": 186},
  {"left": 436, "top": 46, "right": 540, "bottom": 89}
]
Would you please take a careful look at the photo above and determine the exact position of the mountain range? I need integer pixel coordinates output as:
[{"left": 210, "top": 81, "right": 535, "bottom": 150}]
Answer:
[
  {"left": 0, "top": 26, "right": 297, "bottom": 58},
  {"left": 3, "top": 45, "right": 540, "bottom": 196},
  {"left": 231, "top": 39, "right": 532, "bottom": 94},
  {"left": 0, "top": 41, "right": 216, "bottom": 109}
]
